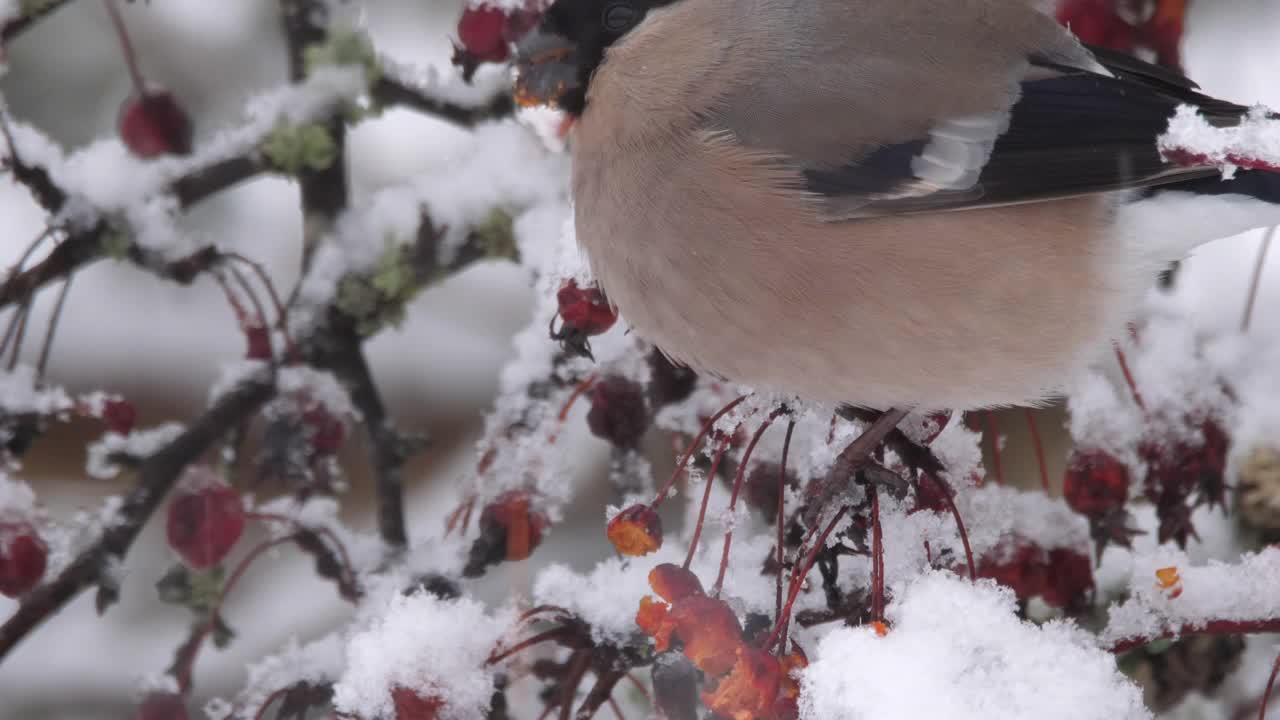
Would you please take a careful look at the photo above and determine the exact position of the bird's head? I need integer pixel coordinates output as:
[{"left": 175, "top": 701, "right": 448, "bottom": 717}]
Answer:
[{"left": 514, "top": 0, "right": 679, "bottom": 116}]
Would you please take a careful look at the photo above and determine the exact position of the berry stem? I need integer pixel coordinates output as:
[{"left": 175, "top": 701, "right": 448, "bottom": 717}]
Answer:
[
  {"left": 173, "top": 534, "right": 296, "bottom": 692},
  {"left": 102, "top": 0, "right": 148, "bottom": 95},
  {"left": 244, "top": 511, "right": 357, "bottom": 579},
  {"left": 1261, "top": 650, "right": 1280, "bottom": 720},
  {"left": 930, "top": 473, "right": 976, "bottom": 581},
  {"left": 485, "top": 625, "right": 575, "bottom": 666},
  {"left": 1108, "top": 618, "right": 1280, "bottom": 654},
  {"left": 652, "top": 394, "right": 748, "bottom": 507},
  {"left": 683, "top": 440, "right": 729, "bottom": 571},
  {"left": 1242, "top": 225, "right": 1276, "bottom": 333},
  {"left": 870, "top": 483, "right": 885, "bottom": 623},
  {"left": 1113, "top": 347, "right": 1147, "bottom": 412},
  {"left": 766, "top": 506, "right": 848, "bottom": 653},
  {"left": 983, "top": 411, "right": 1005, "bottom": 486},
  {"left": 223, "top": 252, "right": 299, "bottom": 362},
  {"left": 712, "top": 409, "right": 784, "bottom": 596},
  {"left": 1023, "top": 408, "right": 1050, "bottom": 494},
  {"left": 548, "top": 373, "right": 596, "bottom": 444},
  {"left": 776, "top": 419, "right": 796, "bottom": 625},
  {"left": 251, "top": 686, "right": 292, "bottom": 720}
]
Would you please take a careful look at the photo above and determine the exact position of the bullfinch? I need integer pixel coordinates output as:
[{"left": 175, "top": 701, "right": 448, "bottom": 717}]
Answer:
[{"left": 514, "top": 0, "right": 1280, "bottom": 411}]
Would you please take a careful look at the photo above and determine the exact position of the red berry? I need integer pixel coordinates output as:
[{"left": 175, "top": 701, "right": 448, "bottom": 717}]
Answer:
[
  {"left": 165, "top": 470, "right": 245, "bottom": 569},
  {"left": 1062, "top": 450, "right": 1129, "bottom": 516},
  {"left": 392, "top": 686, "right": 444, "bottom": 720},
  {"left": 102, "top": 398, "right": 137, "bottom": 436},
  {"left": 556, "top": 280, "right": 617, "bottom": 337},
  {"left": 118, "top": 89, "right": 193, "bottom": 159},
  {"left": 913, "top": 472, "right": 951, "bottom": 514},
  {"left": 0, "top": 520, "right": 47, "bottom": 598},
  {"left": 457, "top": 6, "right": 510, "bottom": 63},
  {"left": 587, "top": 375, "right": 650, "bottom": 448},
  {"left": 302, "top": 403, "right": 346, "bottom": 455},
  {"left": 977, "top": 544, "right": 1047, "bottom": 603},
  {"left": 607, "top": 504, "right": 664, "bottom": 556},
  {"left": 1041, "top": 548, "right": 1094, "bottom": 610},
  {"left": 500, "top": 0, "right": 544, "bottom": 44},
  {"left": 136, "top": 692, "right": 188, "bottom": 720}
]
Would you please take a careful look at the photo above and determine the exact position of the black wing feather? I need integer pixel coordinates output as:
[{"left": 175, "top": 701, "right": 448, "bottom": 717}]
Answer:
[{"left": 809, "top": 51, "right": 1250, "bottom": 217}]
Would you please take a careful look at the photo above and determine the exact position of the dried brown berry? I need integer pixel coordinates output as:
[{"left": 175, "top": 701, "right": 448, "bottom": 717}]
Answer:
[
  {"left": 587, "top": 375, "right": 649, "bottom": 448},
  {"left": 648, "top": 563, "right": 703, "bottom": 602},
  {"left": 607, "top": 504, "right": 663, "bottom": 556}
]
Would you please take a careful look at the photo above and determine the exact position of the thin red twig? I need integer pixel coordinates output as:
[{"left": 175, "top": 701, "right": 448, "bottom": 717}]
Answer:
[
  {"left": 1108, "top": 618, "right": 1280, "bottom": 654},
  {"left": 653, "top": 395, "right": 748, "bottom": 506},
  {"left": 713, "top": 410, "right": 783, "bottom": 595},
  {"left": 251, "top": 686, "right": 291, "bottom": 720},
  {"left": 548, "top": 374, "right": 596, "bottom": 444},
  {"left": 870, "top": 484, "right": 884, "bottom": 623},
  {"left": 766, "top": 507, "right": 848, "bottom": 653},
  {"left": 1114, "top": 347, "right": 1147, "bottom": 412},
  {"left": 102, "top": 0, "right": 148, "bottom": 94},
  {"left": 776, "top": 419, "right": 796, "bottom": 624},
  {"left": 485, "top": 626, "right": 575, "bottom": 666},
  {"left": 1261, "top": 650, "right": 1280, "bottom": 720},
  {"left": 683, "top": 440, "right": 729, "bottom": 571}
]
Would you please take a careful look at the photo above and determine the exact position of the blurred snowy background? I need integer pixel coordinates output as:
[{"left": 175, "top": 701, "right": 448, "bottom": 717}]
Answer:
[{"left": 0, "top": 0, "right": 1278, "bottom": 717}]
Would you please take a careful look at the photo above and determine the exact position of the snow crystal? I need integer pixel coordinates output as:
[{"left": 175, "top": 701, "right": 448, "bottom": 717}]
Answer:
[
  {"left": 1160, "top": 105, "right": 1280, "bottom": 175},
  {"left": 332, "top": 592, "right": 513, "bottom": 720},
  {"left": 534, "top": 544, "right": 685, "bottom": 645},
  {"left": 1101, "top": 547, "right": 1280, "bottom": 647},
  {"left": 799, "top": 573, "right": 1150, "bottom": 720},
  {"left": 86, "top": 422, "right": 186, "bottom": 479}
]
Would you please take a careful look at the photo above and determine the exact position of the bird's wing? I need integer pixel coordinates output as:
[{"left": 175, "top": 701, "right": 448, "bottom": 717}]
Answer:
[{"left": 702, "top": 1, "right": 1249, "bottom": 219}]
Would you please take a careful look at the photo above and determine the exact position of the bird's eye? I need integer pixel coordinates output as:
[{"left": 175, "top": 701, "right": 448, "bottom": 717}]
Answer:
[{"left": 602, "top": 1, "right": 640, "bottom": 33}]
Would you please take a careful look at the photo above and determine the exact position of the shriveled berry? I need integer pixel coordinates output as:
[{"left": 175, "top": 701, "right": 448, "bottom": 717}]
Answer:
[
  {"left": 136, "top": 691, "right": 189, "bottom": 720},
  {"left": 0, "top": 520, "right": 47, "bottom": 598},
  {"left": 587, "top": 375, "right": 649, "bottom": 448},
  {"left": 607, "top": 504, "right": 663, "bottom": 556},
  {"left": 641, "top": 593, "right": 744, "bottom": 676},
  {"left": 1062, "top": 450, "right": 1129, "bottom": 516},
  {"left": 464, "top": 491, "right": 549, "bottom": 576},
  {"left": 119, "top": 90, "right": 193, "bottom": 159},
  {"left": 649, "top": 563, "right": 703, "bottom": 602},
  {"left": 392, "top": 686, "right": 444, "bottom": 720},
  {"left": 165, "top": 469, "right": 245, "bottom": 569},
  {"left": 702, "top": 647, "right": 782, "bottom": 720},
  {"left": 457, "top": 5, "right": 510, "bottom": 63}
]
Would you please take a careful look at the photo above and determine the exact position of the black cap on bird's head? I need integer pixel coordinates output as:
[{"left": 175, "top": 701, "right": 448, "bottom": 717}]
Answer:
[{"left": 515, "top": 0, "right": 680, "bottom": 116}]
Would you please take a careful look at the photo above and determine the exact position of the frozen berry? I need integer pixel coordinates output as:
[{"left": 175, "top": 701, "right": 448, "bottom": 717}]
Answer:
[
  {"left": 648, "top": 563, "right": 702, "bottom": 601},
  {"left": 587, "top": 375, "right": 649, "bottom": 448},
  {"left": 102, "top": 398, "right": 137, "bottom": 435},
  {"left": 0, "top": 520, "right": 47, "bottom": 598},
  {"left": 165, "top": 469, "right": 245, "bottom": 569},
  {"left": 1062, "top": 450, "right": 1129, "bottom": 516},
  {"left": 392, "top": 687, "right": 444, "bottom": 720},
  {"left": 136, "top": 691, "right": 188, "bottom": 720},
  {"left": 607, "top": 504, "right": 663, "bottom": 556},
  {"left": 457, "top": 5, "right": 511, "bottom": 63},
  {"left": 119, "top": 89, "right": 193, "bottom": 159}
]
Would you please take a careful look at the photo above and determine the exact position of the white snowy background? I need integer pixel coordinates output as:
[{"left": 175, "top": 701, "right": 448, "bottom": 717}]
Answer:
[{"left": 0, "top": 0, "right": 1278, "bottom": 718}]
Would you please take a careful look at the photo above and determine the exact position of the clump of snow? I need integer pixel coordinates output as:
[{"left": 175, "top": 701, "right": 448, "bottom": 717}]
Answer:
[
  {"left": 236, "top": 635, "right": 345, "bottom": 720},
  {"left": 252, "top": 496, "right": 383, "bottom": 575},
  {"left": 799, "top": 573, "right": 1150, "bottom": 720},
  {"left": 534, "top": 544, "right": 684, "bottom": 644},
  {"left": 0, "top": 472, "right": 37, "bottom": 519},
  {"left": 332, "top": 592, "right": 513, "bottom": 720},
  {"left": 957, "top": 484, "right": 1092, "bottom": 559},
  {"left": 207, "top": 360, "right": 272, "bottom": 405},
  {"left": 277, "top": 365, "right": 358, "bottom": 420},
  {"left": 86, "top": 423, "right": 186, "bottom": 479},
  {"left": 0, "top": 365, "right": 73, "bottom": 416},
  {"left": 1101, "top": 546, "right": 1280, "bottom": 647},
  {"left": 1159, "top": 105, "right": 1280, "bottom": 176}
]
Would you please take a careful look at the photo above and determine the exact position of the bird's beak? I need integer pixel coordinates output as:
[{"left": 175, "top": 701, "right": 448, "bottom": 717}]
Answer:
[{"left": 514, "top": 26, "right": 580, "bottom": 109}]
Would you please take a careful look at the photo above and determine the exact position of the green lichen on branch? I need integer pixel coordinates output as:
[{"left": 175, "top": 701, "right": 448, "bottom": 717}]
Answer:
[
  {"left": 335, "top": 237, "right": 421, "bottom": 336},
  {"left": 261, "top": 122, "right": 339, "bottom": 175},
  {"left": 304, "top": 29, "right": 380, "bottom": 84}
]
